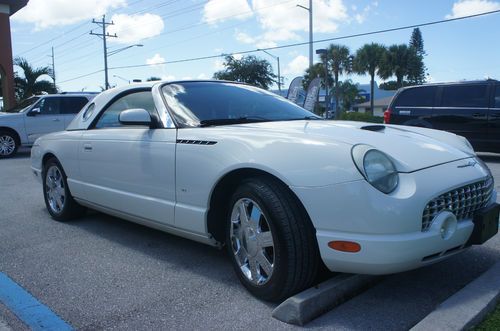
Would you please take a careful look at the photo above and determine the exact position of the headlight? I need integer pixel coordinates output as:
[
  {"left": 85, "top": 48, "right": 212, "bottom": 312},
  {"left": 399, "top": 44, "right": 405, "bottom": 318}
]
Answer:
[{"left": 351, "top": 145, "right": 399, "bottom": 194}]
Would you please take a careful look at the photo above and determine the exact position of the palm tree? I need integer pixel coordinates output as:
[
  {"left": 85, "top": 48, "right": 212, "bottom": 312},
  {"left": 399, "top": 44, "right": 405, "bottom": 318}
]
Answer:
[
  {"left": 13, "top": 57, "right": 57, "bottom": 101},
  {"left": 353, "top": 43, "right": 386, "bottom": 115},
  {"left": 380, "top": 44, "right": 413, "bottom": 88},
  {"left": 326, "top": 44, "right": 351, "bottom": 119}
]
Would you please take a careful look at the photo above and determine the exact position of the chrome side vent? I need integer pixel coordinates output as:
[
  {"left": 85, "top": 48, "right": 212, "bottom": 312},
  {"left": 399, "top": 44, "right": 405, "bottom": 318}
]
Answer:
[{"left": 176, "top": 140, "right": 217, "bottom": 145}]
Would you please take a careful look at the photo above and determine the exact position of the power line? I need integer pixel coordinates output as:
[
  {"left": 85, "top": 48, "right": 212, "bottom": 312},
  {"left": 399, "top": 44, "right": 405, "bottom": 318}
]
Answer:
[
  {"left": 110, "top": 9, "right": 500, "bottom": 70},
  {"left": 58, "top": 8, "right": 500, "bottom": 84}
]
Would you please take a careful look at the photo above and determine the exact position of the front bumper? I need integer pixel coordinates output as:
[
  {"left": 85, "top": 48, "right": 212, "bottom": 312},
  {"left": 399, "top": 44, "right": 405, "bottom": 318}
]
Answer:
[{"left": 292, "top": 157, "right": 497, "bottom": 275}]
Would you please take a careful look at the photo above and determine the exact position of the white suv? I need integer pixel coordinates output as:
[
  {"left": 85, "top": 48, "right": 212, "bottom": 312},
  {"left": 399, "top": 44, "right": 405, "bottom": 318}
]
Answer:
[{"left": 0, "top": 93, "right": 96, "bottom": 158}]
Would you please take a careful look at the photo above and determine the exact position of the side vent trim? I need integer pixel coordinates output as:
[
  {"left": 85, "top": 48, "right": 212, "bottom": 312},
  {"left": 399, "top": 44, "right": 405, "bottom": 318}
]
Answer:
[{"left": 176, "top": 139, "right": 217, "bottom": 145}]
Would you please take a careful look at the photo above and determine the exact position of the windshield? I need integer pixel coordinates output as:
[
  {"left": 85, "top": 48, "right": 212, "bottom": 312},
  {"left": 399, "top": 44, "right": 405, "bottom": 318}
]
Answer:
[
  {"left": 3, "top": 97, "right": 40, "bottom": 113},
  {"left": 161, "top": 82, "right": 320, "bottom": 127}
]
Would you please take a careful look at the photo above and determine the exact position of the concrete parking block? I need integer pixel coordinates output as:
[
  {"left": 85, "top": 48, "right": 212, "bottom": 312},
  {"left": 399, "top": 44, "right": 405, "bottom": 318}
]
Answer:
[
  {"left": 272, "top": 274, "right": 381, "bottom": 326},
  {"left": 411, "top": 260, "right": 500, "bottom": 331}
]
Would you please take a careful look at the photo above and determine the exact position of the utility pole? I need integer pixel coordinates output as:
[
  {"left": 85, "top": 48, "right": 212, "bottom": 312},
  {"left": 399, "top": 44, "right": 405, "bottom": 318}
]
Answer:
[
  {"left": 49, "top": 46, "right": 56, "bottom": 88},
  {"left": 297, "top": 0, "right": 313, "bottom": 69},
  {"left": 259, "top": 49, "right": 282, "bottom": 93},
  {"left": 90, "top": 15, "right": 117, "bottom": 90}
]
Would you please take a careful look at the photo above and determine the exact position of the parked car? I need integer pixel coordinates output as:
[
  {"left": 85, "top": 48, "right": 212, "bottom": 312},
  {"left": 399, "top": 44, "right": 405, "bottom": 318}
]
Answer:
[
  {"left": 384, "top": 79, "right": 500, "bottom": 153},
  {"left": 31, "top": 81, "right": 499, "bottom": 301},
  {"left": 0, "top": 93, "right": 96, "bottom": 158}
]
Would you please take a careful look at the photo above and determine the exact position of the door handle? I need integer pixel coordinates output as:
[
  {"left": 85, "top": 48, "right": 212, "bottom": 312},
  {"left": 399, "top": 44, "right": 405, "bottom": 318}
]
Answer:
[
  {"left": 472, "top": 113, "right": 483, "bottom": 118},
  {"left": 83, "top": 144, "right": 93, "bottom": 151},
  {"left": 52, "top": 118, "right": 61, "bottom": 122},
  {"left": 490, "top": 113, "right": 500, "bottom": 118}
]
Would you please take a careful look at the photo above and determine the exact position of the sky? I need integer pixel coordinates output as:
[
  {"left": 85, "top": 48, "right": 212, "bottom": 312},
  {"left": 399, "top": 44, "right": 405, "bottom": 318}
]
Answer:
[{"left": 8, "top": 0, "right": 500, "bottom": 92}]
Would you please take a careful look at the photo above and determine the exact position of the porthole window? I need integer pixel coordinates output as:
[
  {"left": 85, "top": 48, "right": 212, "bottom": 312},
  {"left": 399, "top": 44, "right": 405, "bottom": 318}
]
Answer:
[{"left": 82, "top": 103, "right": 95, "bottom": 121}]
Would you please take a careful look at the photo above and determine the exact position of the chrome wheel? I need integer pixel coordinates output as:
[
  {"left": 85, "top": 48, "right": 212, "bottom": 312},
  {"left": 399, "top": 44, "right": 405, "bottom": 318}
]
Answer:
[
  {"left": 45, "top": 165, "right": 66, "bottom": 214},
  {"left": 0, "top": 135, "right": 16, "bottom": 156},
  {"left": 230, "top": 198, "right": 275, "bottom": 286}
]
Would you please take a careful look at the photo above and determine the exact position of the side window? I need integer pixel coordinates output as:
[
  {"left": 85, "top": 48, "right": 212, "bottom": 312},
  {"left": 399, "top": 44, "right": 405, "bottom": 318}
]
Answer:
[
  {"left": 61, "top": 97, "right": 89, "bottom": 114},
  {"left": 394, "top": 87, "right": 436, "bottom": 107},
  {"left": 441, "top": 84, "right": 488, "bottom": 108},
  {"left": 94, "top": 91, "right": 156, "bottom": 129},
  {"left": 494, "top": 85, "right": 500, "bottom": 108},
  {"left": 37, "top": 97, "right": 61, "bottom": 115}
]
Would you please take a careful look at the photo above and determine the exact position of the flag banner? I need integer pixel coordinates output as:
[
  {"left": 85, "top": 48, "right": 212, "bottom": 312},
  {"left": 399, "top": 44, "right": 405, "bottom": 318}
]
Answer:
[
  {"left": 286, "top": 76, "right": 305, "bottom": 105},
  {"left": 303, "top": 77, "right": 321, "bottom": 112}
]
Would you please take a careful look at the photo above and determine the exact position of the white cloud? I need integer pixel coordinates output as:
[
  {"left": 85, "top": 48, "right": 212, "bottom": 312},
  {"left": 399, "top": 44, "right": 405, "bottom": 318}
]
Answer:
[
  {"left": 284, "top": 55, "right": 309, "bottom": 75},
  {"left": 203, "top": 0, "right": 253, "bottom": 24},
  {"left": 213, "top": 58, "right": 225, "bottom": 71},
  {"left": 146, "top": 53, "right": 166, "bottom": 67},
  {"left": 108, "top": 13, "right": 164, "bottom": 44},
  {"left": 197, "top": 73, "right": 208, "bottom": 79},
  {"left": 235, "top": 31, "right": 256, "bottom": 44},
  {"left": 12, "top": 0, "right": 126, "bottom": 30},
  {"left": 354, "top": 2, "right": 377, "bottom": 24},
  {"left": 234, "top": 1, "right": 348, "bottom": 48},
  {"left": 446, "top": 0, "right": 500, "bottom": 19}
]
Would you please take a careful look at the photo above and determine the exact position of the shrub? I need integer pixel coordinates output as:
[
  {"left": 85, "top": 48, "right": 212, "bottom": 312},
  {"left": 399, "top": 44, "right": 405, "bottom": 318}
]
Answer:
[{"left": 339, "top": 112, "right": 384, "bottom": 123}]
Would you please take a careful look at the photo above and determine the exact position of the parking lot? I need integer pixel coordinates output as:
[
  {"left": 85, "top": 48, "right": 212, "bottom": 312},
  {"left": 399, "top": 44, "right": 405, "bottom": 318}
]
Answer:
[{"left": 0, "top": 149, "right": 499, "bottom": 330}]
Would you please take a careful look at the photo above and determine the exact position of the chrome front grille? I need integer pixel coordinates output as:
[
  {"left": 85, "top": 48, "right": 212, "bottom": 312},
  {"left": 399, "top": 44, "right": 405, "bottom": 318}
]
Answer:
[{"left": 422, "top": 177, "right": 494, "bottom": 232}]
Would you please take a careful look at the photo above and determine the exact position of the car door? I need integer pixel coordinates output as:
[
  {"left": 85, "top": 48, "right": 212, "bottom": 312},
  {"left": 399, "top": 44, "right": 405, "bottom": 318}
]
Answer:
[
  {"left": 488, "top": 84, "right": 500, "bottom": 152},
  {"left": 78, "top": 90, "right": 177, "bottom": 226},
  {"left": 61, "top": 96, "right": 90, "bottom": 128},
  {"left": 431, "top": 84, "right": 490, "bottom": 148},
  {"left": 24, "top": 96, "right": 66, "bottom": 143}
]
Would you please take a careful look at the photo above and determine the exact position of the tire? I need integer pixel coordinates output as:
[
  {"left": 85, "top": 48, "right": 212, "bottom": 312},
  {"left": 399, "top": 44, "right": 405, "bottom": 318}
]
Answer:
[
  {"left": 0, "top": 131, "right": 19, "bottom": 158},
  {"left": 42, "top": 158, "right": 86, "bottom": 221},
  {"left": 226, "top": 177, "right": 319, "bottom": 302}
]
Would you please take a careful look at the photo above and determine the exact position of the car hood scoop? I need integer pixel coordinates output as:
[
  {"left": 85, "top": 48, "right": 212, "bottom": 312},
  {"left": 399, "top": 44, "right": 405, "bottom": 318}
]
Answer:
[{"left": 360, "top": 124, "right": 386, "bottom": 132}]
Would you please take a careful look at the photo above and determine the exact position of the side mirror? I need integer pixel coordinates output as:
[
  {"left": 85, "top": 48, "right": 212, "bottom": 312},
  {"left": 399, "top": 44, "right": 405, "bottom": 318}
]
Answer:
[
  {"left": 27, "top": 108, "right": 41, "bottom": 117},
  {"left": 118, "top": 108, "right": 152, "bottom": 127}
]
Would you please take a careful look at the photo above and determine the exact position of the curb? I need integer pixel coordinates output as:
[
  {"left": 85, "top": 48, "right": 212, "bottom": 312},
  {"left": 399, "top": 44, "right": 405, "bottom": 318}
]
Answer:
[
  {"left": 272, "top": 274, "right": 380, "bottom": 326},
  {"left": 411, "top": 260, "right": 500, "bottom": 331}
]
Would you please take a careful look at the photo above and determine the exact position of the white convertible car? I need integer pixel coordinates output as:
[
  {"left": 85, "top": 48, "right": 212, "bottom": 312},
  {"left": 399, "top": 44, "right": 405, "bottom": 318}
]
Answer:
[{"left": 31, "top": 80, "right": 499, "bottom": 301}]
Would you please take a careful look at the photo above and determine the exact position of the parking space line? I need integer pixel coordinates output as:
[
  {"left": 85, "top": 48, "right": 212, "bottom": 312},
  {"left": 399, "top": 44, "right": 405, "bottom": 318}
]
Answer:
[{"left": 0, "top": 273, "right": 72, "bottom": 331}]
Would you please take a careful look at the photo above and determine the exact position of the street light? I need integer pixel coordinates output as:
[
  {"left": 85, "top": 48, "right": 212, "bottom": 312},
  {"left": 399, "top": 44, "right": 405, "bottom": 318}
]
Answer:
[
  {"left": 316, "top": 48, "right": 329, "bottom": 118},
  {"left": 258, "top": 49, "right": 282, "bottom": 93},
  {"left": 297, "top": 0, "right": 313, "bottom": 70},
  {"left": 108, "top": 44, "right": 143, "bottom": 56}
]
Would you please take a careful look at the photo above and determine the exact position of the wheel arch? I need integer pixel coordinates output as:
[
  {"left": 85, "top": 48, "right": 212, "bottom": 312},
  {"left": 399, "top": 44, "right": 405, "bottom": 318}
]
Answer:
[
  {"left": 0, "top": 126, "right": 21, "bottom": 145},
  {"left": 206, "top": 167, "right": 314, "bottom": 244}
]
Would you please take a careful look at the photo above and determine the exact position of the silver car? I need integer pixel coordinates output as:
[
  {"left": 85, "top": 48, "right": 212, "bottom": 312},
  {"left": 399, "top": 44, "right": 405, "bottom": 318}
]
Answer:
[{"left": 0, "top": 93, "right": 95, "bottom": 158}]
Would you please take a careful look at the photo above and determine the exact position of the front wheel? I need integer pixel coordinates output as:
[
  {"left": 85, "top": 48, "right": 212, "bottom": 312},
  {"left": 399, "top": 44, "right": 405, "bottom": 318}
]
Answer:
[
  {"left": 43, "top": 158, "right": 85, "bottom": 221},
  {"left": 226, "top": 177, "right": 319, "bottom": 302},
  {"left": 0, "top": 131, "right": 18, "bottom": 158}
]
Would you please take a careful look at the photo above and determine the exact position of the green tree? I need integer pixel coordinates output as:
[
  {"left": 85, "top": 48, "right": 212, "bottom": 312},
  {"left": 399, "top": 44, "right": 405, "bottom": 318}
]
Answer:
[
  {"left": 380, "top": 44, "right": 418, "bottom": 88},
  {"left": 353, "top": 43, "right": 386, "bottom": 115},
  {"left": 407, "top": 28, "right": 427, "bottom": 84},
  {"left": 302, "top": 63, "right": 332, "bottom": 90},
  {"left": 325, "top": 44, "right": 352, "bottom": 119},
  {"left": 13, "top": 57, "right": 56, "bottom": 100},
  {"left": 213, "top": 55, "right": 276, "bottom": 90},
  {"left": 146, "top": 76, "right": 161, "bottom": 81},
  {"left": 336, "top": 79, "right": 363, "bottom": 112}
]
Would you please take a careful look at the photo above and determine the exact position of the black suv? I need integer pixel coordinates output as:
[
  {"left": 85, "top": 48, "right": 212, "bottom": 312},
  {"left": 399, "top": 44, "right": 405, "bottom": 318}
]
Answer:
[{"left": 385, "top": 80, "right": 500, "bottom": 153}]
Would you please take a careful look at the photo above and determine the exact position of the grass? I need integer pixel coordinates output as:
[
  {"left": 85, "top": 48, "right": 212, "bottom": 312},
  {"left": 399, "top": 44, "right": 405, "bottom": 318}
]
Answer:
[{"left": 475, "top": 302, "right": 500, "bottom": 330}]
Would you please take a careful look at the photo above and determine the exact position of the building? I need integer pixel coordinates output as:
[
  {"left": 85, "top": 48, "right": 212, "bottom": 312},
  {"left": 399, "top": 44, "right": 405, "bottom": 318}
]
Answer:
[
  {"left": 0, "top": 0, "right": 28, "bottom": 110},
  {"left": 353, "top": 96, "right": 395, "bottom": 117}
]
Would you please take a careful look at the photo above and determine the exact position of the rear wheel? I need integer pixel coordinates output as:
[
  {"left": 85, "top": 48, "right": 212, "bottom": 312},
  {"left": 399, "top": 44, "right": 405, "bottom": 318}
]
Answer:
[
  {"left": 226, "top": 177, "right": 319, "bottom": 302},
  {"left": 0, "top": 131, "right": 18, "bottom": 158},
  {"left": 43, "top": 158, "right": 86, "bottom": 221}
]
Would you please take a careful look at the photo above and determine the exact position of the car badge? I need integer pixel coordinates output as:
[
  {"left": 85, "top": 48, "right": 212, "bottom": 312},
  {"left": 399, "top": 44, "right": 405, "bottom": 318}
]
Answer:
[{"left": 457, "top": 161, "right": 477, "bottom": 168}]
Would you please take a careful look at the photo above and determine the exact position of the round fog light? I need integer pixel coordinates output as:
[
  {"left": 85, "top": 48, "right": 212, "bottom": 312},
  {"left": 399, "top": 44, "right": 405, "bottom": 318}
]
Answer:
[{"left": 431, "top": 211, "right": 457, "bottom": 240}]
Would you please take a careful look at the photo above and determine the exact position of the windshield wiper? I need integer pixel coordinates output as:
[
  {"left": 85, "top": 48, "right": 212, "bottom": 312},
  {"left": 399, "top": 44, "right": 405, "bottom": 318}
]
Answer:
[
  {"left": 288, "top": 115, "right": 323, "bottom": 121},
  {"left": 199, "top": 117, "right": 270, "bottom": 127}
]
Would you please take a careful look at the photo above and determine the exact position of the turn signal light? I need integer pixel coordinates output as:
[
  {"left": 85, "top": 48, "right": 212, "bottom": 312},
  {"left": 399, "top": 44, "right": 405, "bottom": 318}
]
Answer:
[{"left": 328, "top": 241, "right": 361, "bottom": 253}]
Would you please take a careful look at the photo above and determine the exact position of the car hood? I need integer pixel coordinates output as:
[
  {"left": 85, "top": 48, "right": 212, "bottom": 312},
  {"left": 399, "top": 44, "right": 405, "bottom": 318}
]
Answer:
[
  {"left": 211, "top": 120, "right": 473, "bottom": 173},
  {"left": 0, "top": 112, "right": 22, "bottom": 121}
]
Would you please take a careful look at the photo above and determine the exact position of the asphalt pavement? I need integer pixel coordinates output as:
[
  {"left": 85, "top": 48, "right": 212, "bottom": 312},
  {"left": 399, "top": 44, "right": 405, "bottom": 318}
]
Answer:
[{"left": 0, "top": 148, "right": 499, "bottom": 330}]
